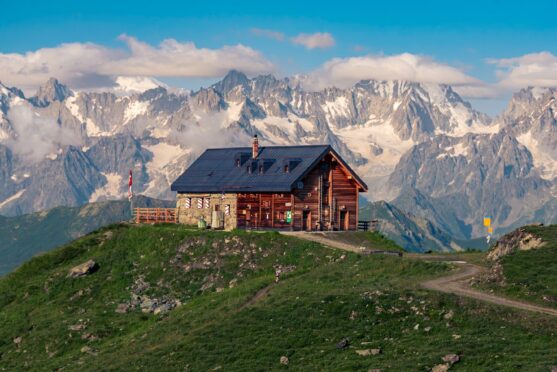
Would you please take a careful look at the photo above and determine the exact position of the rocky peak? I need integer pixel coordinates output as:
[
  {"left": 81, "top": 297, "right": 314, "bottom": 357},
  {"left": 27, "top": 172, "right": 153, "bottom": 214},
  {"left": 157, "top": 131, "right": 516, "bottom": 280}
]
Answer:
[
  {"left": 30, "top": 78, "right": 72, "bottom": 107},
  {"left": 212, "top": 70, "right": 249, "bottom": 95}
]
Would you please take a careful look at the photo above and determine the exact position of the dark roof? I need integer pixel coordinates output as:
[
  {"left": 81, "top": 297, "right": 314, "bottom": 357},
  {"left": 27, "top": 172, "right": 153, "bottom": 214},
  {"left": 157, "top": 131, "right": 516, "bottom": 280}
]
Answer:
[{"left": 171, "top": 145, "right": 367, "bottom": 193}]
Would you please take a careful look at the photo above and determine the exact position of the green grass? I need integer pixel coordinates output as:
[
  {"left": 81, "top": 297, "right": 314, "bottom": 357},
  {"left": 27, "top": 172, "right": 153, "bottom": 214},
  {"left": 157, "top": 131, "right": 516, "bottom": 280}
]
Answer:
[
  {"left": 1, "top": 224, "right": 557, "bottom": 370},
  {"left": 481, "top": 225, "right": 557, "bottom": 309}
]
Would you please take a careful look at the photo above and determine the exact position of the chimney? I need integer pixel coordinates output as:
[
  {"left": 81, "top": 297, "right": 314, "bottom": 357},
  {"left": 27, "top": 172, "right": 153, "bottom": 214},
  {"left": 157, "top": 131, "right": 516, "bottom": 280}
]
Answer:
[{"left": 252, "top": 134, "right": 259, "bottom": 159}]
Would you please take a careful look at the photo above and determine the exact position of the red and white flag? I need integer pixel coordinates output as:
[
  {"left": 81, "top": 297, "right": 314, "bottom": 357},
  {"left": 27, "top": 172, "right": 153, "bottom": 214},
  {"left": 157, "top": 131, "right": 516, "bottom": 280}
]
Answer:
[{"left": 128, "top": 169, "right": 133, "bottom": 201}]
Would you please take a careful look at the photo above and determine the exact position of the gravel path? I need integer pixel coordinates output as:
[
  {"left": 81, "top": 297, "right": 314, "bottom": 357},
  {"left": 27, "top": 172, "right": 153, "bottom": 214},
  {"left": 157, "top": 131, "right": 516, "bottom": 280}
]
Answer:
[{"left": 285, "top": 232, "right": 557, "bottom": 317}]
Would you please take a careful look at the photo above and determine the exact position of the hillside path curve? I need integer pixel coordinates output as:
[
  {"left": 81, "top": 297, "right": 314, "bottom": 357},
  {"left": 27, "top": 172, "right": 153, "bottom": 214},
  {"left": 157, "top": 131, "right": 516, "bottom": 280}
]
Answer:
[{"left": 285, "top": 232, "right": 557, "bottom": 317}]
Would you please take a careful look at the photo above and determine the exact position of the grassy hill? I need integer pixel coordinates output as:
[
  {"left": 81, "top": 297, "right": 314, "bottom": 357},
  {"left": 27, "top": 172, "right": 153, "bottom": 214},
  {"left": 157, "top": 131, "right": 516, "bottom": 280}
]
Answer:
[
  {"left": 0, "top": 196, "right": 173, "bottom": 276},
  {"left": 478, "top": 224, "right": 557, "bottom": 309},
  {"left": 1, "top": 224, "right": 557, "bottom": 370}
]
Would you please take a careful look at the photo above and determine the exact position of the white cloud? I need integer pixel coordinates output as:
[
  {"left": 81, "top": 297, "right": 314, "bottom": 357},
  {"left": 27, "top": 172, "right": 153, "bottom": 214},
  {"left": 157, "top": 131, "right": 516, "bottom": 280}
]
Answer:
[
  {"left": 250, "top": 28, "right": 285, "bottom": 41},
  {"left": 291, "top": 32, "right": 335, "bottom": 50},
  {"left": 0, "top": 35, "right": 275, "bottom": 95},
  {"left": 301, "top": 53, "right": 484, "bottom": 92},
  {"left": 488, "top": 51, "right": 557, "bottom": 90},
  {"left": 6, "top": 104, "right": 82, "bottom": 162}
]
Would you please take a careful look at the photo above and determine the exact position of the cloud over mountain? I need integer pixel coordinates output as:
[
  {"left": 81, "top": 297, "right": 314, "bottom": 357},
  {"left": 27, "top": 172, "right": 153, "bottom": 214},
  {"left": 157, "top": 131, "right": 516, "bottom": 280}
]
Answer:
[
  {"left": 301, "top": 53, "right": 483, "bottom": 91},
  {"left": 489, "top": 51, "right": 557, "bottom": 90},
  {"left": 0, "top": 35, "right": 275, "bottom": 94}
]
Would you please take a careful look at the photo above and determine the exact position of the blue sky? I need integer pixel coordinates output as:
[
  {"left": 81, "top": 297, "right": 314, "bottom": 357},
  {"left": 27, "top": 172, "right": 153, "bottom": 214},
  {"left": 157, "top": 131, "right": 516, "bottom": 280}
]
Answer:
[{"left": 1, "top": 0, "right": 557, "bottom": 115}]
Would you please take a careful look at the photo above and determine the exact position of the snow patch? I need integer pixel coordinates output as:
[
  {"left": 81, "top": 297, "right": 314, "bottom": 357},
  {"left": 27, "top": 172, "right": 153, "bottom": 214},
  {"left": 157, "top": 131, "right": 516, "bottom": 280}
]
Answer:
[
  {"left": 144, "top": 142, "right": 190, "bottom": 195},
  {"left": 89, "top": 173, "right": 124, "bottom": 202},
  {"left": 517, "top": 131, "right": 557, "bottom": 180},
  {"left": 65, "top": 95, "right": 84, "bottom": 122},
  {"left": 0, "top": 189, "right": 25, "bottom": 209},
  {"left": 123, "top": 100, "right": 149, "bottom": 123},
  {"left": 114, "top": 76, "right": 165, "bottom": 95}
]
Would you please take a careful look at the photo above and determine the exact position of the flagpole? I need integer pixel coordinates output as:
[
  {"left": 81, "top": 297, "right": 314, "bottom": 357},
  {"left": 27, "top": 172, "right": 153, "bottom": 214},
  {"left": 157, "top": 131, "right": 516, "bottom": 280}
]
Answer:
[{"left": 129, "top": 169, "right": 134, "bottom": 222}]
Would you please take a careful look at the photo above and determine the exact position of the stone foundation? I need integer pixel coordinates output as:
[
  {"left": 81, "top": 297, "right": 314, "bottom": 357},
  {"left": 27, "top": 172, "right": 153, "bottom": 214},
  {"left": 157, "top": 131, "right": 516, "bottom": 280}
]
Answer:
[{"left": 176, "top": 193, "right": 238, "bottom": 230}]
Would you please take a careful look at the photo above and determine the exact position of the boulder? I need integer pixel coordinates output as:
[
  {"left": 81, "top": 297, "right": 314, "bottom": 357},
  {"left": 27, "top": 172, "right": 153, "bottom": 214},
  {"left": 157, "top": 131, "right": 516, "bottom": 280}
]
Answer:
[
  {"left": 280, "top": 356, "right": 289, "bottom": 365},
  {"left": 355, "top": 348, "right": 381, "bottom": 356},
  {"left": 68, "top": 324, "right": 86, "bottom": 331},
  {"left": 115, "top": 303, "right": 130, "bottom": 314},
  {"left": 336, "top": 338, "right": 350, "bottom": 349},
  {"left": 442, "top": 354, "right": 460, "bottom": 365},
  {"left": 68, "top": 260, "right": 98, "bottom": 278},
  {"left": 13, "top": 336, "right": 22, "bottom": 347},
  {"left": 432, "top": 364, "right": 450, "bottom": 372}
]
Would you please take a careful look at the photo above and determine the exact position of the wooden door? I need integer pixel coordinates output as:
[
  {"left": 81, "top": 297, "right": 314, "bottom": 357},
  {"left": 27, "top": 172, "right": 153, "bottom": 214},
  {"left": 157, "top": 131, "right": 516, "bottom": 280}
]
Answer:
[
  {"left": 339, "top": 210, "right": 349, "bottom": 231},
  {"left": 261, "top": 195, "right": 272, "bottom": 228},
  {"left": 302, "top": 210, "right": 311, "bottom": 231}
]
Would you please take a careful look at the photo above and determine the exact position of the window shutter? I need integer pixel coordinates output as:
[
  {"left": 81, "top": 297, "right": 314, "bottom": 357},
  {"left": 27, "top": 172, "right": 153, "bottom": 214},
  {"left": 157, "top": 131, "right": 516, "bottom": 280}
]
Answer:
[
  {"left": 224, "top": 204, "right": 230, "bottom": 216},
  {"left": 185, "top": 198, "right": 191, "bottom": 209},
  {"left": 204, "top": 198, "right": 210, "bottom": 209},
  {"left": 197, "top": 198, "right": 203, "bottom": 209}
]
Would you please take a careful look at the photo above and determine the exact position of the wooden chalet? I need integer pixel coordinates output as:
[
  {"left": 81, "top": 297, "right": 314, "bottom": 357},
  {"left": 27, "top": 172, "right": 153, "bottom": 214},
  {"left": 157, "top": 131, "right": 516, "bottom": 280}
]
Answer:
[{"left": 170, "top": 136, "right": 368, "bottom": 231}]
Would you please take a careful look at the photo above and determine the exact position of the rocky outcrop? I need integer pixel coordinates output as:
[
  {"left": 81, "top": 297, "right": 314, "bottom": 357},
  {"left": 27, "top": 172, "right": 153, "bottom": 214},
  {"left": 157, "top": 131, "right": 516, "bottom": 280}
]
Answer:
[
  {"left": 487, "top": 226, "right": 546, "bottom": 261},
  {"left": 68, "top": 260, "right": 98, "bottom": 278}
]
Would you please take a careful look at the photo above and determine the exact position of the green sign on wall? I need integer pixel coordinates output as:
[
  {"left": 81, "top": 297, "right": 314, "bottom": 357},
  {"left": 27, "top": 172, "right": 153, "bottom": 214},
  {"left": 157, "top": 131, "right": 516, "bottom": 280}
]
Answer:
[{"left": 286, "top": 211, "right": 292, "bottom": 223}]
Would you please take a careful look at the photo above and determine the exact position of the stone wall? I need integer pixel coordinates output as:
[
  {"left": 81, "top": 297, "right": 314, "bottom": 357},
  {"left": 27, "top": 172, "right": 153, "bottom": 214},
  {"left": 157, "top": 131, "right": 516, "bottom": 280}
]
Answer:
[{"left": 176, "top": 193, "right": 238, "bottom": 230}]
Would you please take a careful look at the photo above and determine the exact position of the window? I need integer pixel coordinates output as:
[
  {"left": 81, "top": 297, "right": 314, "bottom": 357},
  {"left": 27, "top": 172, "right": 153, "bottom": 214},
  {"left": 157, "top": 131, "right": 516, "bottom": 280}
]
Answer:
[
  {"left": 204, "top": 198, "right": 210, "bottom": 209},
  {"left": 236, "top": 159, "right": 240, "bottom": 167},
  {"left": 197, "top": 198, "right": 203, "bottom": 209},
  {"left": 259, "top": 165, "right": 264, "bottom": 174},
  {"left": 284, "top": 164, "right": 289, "bottom": 173},
  {"left": 184, "top": 197, "right": 191, "bottom": 209},
  {"left": 224, "top": 204, "right": 230, "bottom": 216}
]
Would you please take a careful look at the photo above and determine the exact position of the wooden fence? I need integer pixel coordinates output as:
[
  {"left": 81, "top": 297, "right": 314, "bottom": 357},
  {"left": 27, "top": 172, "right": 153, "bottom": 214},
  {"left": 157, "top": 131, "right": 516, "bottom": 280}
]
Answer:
[
  {"left": 134, "top": 208, "right": 178, "bottom": 224},
  {"left": 358, "top": 219, "right": 379, "bottom": 232}
]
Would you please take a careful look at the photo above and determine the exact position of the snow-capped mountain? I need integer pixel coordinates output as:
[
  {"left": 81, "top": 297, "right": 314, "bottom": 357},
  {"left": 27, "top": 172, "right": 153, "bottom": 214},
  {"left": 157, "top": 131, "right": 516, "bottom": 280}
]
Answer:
[{"left": 0, "top": 71, "right": 556, "bottom": 240}]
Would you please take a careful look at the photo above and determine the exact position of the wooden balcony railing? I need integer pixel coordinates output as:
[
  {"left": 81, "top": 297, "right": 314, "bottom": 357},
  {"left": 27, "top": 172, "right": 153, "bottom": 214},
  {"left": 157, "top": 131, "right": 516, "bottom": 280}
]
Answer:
[{"left": 134, "top": 208, "right": 178, "bottom": 224}]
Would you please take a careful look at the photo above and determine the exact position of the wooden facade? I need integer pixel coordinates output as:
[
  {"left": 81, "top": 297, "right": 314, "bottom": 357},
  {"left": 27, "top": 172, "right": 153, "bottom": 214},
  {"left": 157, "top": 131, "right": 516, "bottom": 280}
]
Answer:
[
  {"left": 172, "top": 140, "right": 367, "bottom": 231},
  {"left": 235, "top": 152, "right": 360, "bottom": 231}
]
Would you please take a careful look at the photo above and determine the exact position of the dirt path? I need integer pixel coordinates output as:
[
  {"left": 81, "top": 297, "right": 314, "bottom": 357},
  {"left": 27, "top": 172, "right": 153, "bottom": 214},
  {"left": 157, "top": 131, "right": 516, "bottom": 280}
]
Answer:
[
  {"left": 284, "top": 232, "right": 557, "bottom": 317},
  {"left": 240, "top": 284, "right": 274, "bottom": 310}
]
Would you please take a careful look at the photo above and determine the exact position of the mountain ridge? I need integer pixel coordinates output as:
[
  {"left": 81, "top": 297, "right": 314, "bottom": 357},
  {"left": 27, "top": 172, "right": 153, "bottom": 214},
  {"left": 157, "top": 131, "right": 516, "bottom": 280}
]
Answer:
[{"left": 0, "top": 71, "right": 556, "bottom": 240}]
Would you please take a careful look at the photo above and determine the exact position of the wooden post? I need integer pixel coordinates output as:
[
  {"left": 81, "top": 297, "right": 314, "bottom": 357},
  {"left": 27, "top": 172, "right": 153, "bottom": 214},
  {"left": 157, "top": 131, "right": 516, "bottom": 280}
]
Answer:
[
  {"left": 258, "top": 194, "right": 262, "bottom": 229},
  {"left": 355, "top": 188, "right": 359, "bottom": 231},
  {"left": 271, "top": 193, "right": 275, "bottom": 228}
]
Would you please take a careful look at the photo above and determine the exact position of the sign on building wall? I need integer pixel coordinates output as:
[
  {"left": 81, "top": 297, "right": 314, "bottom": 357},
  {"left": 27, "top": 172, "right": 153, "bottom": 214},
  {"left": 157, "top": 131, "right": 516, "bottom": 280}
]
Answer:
[{"left": 286, "top": 211, "right": 292, "bottom": 223}]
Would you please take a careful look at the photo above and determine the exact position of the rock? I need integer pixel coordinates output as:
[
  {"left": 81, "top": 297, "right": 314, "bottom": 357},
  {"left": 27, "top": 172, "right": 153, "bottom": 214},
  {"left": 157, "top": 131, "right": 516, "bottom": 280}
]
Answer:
[
  {"left": 452, "top": 334, "right": 461, "bottom": 340},
  {"left": 336, "top": 338, "right": 350, "bottom": 349},
  {"left": 13, "top": 336, "right": 22, "bottom": 347},
  {"left": 432, "top": 364, "right": 450, "bottom": 372},
  {"left": 68, "top": 324, "right": 86, "bottom": 331},
  {"left": 280, "top": 356, "right": 289, "bottom": 365},
  {"left": 413, "top": 324, "right": 420, "bottom": 331},
  {"left": 355, "top": 348, "right": 381, "bottom": 356},
  {"left": 349, "top": 310, "right": 358, "bottom": 320},
  {"left": 153, "top": 303, "right": 173, "bottom": 315},
  {"left": 368, "top": 369, "right": 381, "bottom": 372},
  {"left": 81, "top": 333, "right": 98, "bottom": 341},
  {"left": 68, "top": 260, "right": 98, "bottom": 278},
  {"left": 80, "top": 346, "right": 97, "bottom": 355},
  {"left": 229, "top": 279, "right": 238, "bottom": 288},
  {"left": 442, "top": 354, "right": 460, "bottom": 365},
  {"left": 550, "top": 366, "right": 557, "bottom": 372},
  {"left": 443, "top": 310, "right": 454, "bottom": 320},
  {"left": 424, "top": 326, "right": 432, "bottom": 332},
  {"left": 115, "top": 303, "right": 130, "bottom": 314}
]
